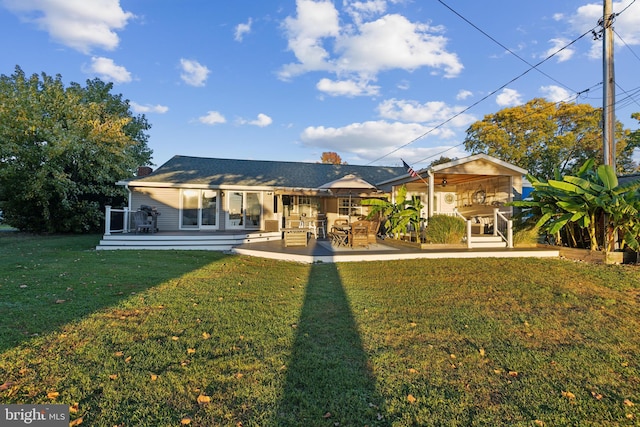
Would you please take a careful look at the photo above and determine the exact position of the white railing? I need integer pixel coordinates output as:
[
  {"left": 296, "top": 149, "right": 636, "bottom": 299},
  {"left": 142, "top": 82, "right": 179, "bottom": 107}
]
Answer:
[
  {"left": 104, "top": 206, "right": 130, "bottom": 236},
  {"left": 493, "top": 208, "right": 513, "bottom": 248},
  {"left": 453, "top": 208, "right": 473, "bottom": 248}
]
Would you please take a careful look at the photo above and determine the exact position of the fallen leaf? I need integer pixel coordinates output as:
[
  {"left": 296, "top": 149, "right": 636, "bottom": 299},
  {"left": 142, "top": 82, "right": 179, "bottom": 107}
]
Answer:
[
  {"left": 534, "top": 420, "right": 545, "bottom": 426},
  {"left": 55, "top": 299, "right": 65, "bottom": 304},
  {"left": 124, "top": 356, "right": 132, "bottom": 363},
  {"left": 69, "top": 417, "right": 83, "bottom": 426},
  {"left": 47, "top": 391, "right": 59, "bottom": 399},
  {"left": 626, "top": 413, "right": 635, "bottom": 419},
  {"left": 114, "top": 351, "right": 124, "bottom": 357},
  {"left": 624, "top": 399, "right": 634, "bottom": 407},
  {"left": 150, "top": 374, "right": 158, "bottom": 381},
  {"left": 235, "top": 373, "right": 244, "bottom": 379},
  {"left": 172, "top": 336, "right": 179, "bottom": 341},
  {"left": 323, "top": 412, "right": 332, "bottom": 418},
  {"left": 20, "top": 284, "right": 28, "bottom": 288},
  {"left": 407, "top": 368, "right": 418, "bottom": 374},
  {"left": 0, "top": 381, "right": 15, "bottom": 392},
  {"left": 181, "top": 417, "right": 192, "bottom": 425},
  {"left": 450, "top": 354, "right": 456, "bottom": 359},
  {"left": 407, "top": 394, "right": 417, "bottom": 404},
  {"left": 202, "top": 332, "right": 211, "bottom": 340},
  {"left": 187, "top": 348, "right": 196, "bottom": 355},
  {"left": 562, "top": 391, "right": 576, "bottom": 399},
  {"left": 197, "top": 394, "right": 211, "bottom": 405},
  {"left": 591, "top": 391, "right": 603, "bottom": 400},
  {"left": 409, "top": 322, "right": 417, "bottom": 327},
  {"left": 508, "top": 371, "right": 518, "bottom": 377},
  {"left": 479, "top": 348, "right": 485, "bottom": 357},
  {"left": 109, "top": 374, "right": 118, "bottom": 380},
  {"left": 69, "top": 403, "right": 79, "bottom": 413}
]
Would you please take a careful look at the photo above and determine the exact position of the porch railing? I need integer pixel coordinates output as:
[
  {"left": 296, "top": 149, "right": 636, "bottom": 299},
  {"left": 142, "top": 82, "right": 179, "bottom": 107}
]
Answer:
[
  {"left": 493, "top": 208, "right": 513, "bottom": 248},
  {"left": 104, "top": 206, "right": 130, "bottom": 236},
  {"left": 452, "top": 208, "right": 473, "bottom": 248}
]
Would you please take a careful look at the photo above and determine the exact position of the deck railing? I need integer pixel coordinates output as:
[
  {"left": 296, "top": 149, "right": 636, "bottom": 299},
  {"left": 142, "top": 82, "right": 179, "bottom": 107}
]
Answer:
[
  {"left": 493, "top": 208, "right": 513, "bottom": 248},
  {"left": 104, "top": 206, "right": 130, "bottom": 236}
]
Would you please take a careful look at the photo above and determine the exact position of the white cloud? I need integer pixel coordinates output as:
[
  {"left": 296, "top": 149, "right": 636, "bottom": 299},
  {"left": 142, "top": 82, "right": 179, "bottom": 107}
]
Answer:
[
  {"left": 565, "top": 1, "right": 640, "bottom": 59},
  {"left": 540, "top": 85, "right": 571, "bottom": 103},
  {"left": 344, "top": 0, "right": 387, "bottom": 25},
  {"left": 496, "top": 88, "right": 523, "bottom": 107},
  {"left": 198, "top": 111, "right": 226, "bottom": 125},
  {"left": 299, "top": 120, "right": 466, "bottom": 162},
  {"left": 85, "top": 56, "right": 131, "bottom": 83},
  {"left": 3, "top": 0, "right": 134, "bottom": 53},
  {"left": 543, "top": 38, "right": 574, "bottom": 62},
  {"left": 280, "top": 0, "right": 463, "bottom": 85},
  {"left": 316, "top": 77, "right": 380, "bottom": 97},
  {"left": 238, "top": 113, "right": 273, "bottom": 127},
  {"left": 377, "top": 99, "right": 476, "bottom": 128},
  {"left": 130, "top": 102, "right": 169, "bottom": 114},
  {"left": 456, "top": 89, "right": 473, "bottom": 100},
  {"left": 234, "top": 18, "right": 252, "bottom": 42},
  {"left": 179, "top": 59, "right": 210, "bottom": 87}
]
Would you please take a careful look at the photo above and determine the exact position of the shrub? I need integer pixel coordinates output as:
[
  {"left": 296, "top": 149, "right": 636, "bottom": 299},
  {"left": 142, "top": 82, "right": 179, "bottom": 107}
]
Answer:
[{"left": 424, "top": 215, "right": 465, "bottom": 244}]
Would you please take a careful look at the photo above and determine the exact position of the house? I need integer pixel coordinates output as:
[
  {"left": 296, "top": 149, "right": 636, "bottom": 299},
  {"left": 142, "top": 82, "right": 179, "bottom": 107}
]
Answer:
[{"left": 100, "top": 154, "right": 528, "bottom": 250}]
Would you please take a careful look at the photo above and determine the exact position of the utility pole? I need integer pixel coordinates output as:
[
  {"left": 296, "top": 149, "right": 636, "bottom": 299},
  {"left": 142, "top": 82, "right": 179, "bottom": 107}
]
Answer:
[{"left": 602, "top": 0, "right": 615, "bottom": 167}]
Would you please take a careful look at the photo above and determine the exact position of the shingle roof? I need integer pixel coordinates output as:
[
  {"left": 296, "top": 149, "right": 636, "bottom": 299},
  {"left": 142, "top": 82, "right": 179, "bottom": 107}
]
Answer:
[{"left": 126, "top": 155, "right": 406, "bottom": 189}]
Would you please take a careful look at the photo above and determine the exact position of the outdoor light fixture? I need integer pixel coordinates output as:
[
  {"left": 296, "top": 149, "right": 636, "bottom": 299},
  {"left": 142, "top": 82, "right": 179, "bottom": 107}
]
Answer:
[{"left": 441, "top": 178, "right": 447, "bottom": 187}]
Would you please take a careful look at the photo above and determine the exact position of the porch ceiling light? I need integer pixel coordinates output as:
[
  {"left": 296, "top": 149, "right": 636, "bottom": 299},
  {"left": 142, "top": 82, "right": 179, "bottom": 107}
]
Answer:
[{"left": 441, "top": 178, "right": 447, "bottom": 187}]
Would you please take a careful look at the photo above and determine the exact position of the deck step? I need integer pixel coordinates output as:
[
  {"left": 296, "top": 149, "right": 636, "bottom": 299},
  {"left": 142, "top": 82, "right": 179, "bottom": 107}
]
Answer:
[
  {"left": 469, "top": 235, "right": 507, "bottom": 248},
  {"left": 96, "top": 231, "right": 282, "bottom": 250}
]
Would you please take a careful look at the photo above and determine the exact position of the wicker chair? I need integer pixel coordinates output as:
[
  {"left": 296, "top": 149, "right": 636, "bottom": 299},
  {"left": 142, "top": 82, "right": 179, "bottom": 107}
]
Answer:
[{"left": 349, "top": 221, "right": 369, "bottom": 248}]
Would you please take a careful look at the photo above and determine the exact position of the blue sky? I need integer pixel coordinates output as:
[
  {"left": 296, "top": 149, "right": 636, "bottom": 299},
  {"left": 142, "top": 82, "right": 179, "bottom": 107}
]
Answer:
[{"left": 1, "top": 0, "right": 639, "bottom": 169}]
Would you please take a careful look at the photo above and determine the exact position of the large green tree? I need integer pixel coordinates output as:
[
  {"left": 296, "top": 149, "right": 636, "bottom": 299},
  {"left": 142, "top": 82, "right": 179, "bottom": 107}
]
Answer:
[
  {"left": 464, "top": 98, "right": 636, "bottom": 179},
  {"left": 0, "top": 66, "right": 152, "bottom": 233}
]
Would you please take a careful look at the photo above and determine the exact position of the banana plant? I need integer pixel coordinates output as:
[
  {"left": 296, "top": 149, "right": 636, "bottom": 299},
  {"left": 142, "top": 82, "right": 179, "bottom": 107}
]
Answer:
[
  {"left": 510, "top": 159, "right": 640, "bottom": 252},
  {"left": 362, "top": 185, "right": 424, "bottom": 239}
]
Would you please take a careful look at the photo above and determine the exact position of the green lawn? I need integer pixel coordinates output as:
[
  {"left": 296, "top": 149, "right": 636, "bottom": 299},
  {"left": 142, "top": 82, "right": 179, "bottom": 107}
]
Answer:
[{"left": 1, "top": 233, "right": 639, "bottom": 426}]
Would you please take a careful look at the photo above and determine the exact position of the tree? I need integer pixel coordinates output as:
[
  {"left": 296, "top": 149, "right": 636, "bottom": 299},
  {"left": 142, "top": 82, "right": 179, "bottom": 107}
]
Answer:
[
  {"left": 0, "top": 66, "right": 153, "bottom": 233},
  {"left": 320, "top": 152, "right": 346, "bottom": 164},
  {"left": 464, "top": 98, "right": 635, "bottom": 179}
]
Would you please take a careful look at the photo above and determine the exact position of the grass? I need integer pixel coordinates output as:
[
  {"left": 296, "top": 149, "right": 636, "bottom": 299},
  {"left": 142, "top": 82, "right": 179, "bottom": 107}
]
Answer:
[{"left": 1, "top": 233, "right": 639, "bottom": 426}]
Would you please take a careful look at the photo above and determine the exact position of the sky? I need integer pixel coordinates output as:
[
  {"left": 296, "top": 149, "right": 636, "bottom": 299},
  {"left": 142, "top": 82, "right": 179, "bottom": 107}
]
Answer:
[{"left": 1, "top": 0, "right": 639, "bottom": 170}]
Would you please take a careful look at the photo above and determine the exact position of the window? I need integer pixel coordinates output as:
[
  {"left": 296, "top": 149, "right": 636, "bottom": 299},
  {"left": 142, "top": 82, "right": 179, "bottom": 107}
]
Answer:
[{"left": 338, "top": 198, "right": 363, "bottom": 217}]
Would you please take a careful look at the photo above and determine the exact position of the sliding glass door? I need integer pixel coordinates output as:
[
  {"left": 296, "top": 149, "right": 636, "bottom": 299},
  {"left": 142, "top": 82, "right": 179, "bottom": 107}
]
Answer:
[
  {"left": 180, "top": 189, "right": 219, "bottom": 229},
  {"left": 226, "top": 191, "right": 262, "bottom": 230}
]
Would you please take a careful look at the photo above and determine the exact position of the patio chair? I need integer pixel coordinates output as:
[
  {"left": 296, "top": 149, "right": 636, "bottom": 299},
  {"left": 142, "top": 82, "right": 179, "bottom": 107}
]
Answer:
[
  {"left": 307, "top": 217, "right": 326, "bottom": 239},
  {"left": 133, "top": 210, "right": 154, "bottom": 234},
  {"left": 350, "top": 221, "right": 369, "bottom": 248},
  {"left": 366, "top": 219, "right": 380, "bottom": 244}
]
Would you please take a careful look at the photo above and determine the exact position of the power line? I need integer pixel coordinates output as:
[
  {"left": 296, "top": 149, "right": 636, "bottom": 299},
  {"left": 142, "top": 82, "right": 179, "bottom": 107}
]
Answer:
[
  {"left": 411, "top": 82, "right": 603, "bottom": 166},
  {"left": 435, "top": 0, "right": 577, "bottom": 94},
  {"left": 367, "top": 25, "right": 598, "bottom": 166}
]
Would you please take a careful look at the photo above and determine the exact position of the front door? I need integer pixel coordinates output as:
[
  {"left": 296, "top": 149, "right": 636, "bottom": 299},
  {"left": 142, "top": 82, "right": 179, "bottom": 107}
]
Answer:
[{"left": 226, "top": 191, "right": 262, "bottom": 230}]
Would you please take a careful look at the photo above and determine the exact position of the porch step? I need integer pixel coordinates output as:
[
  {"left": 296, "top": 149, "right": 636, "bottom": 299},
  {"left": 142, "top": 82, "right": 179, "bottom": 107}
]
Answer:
[
  {"left": 96, "top": 231, "right": 282, "bottom": 251},
  {"left": 469, "top": 235, "right": 507, "bottom": 249}
]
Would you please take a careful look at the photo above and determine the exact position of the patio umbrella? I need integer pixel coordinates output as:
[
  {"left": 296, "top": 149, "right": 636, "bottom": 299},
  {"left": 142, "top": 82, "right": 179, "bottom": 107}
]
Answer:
[{"left": 319, "top": 174, "right": 378, "bottom": 224}]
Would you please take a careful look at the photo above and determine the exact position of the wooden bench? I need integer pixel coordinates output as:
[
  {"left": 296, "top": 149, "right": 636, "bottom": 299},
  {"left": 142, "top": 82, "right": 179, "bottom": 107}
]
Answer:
[{"left": 283, "top": 228, "right": 308, "bottom": 247}]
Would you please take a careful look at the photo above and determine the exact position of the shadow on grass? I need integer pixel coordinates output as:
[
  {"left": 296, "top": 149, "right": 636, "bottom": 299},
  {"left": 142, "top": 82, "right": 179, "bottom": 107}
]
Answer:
[
  {"left": 275, "top": 263, "right": 386, "bottom": 426},
  {"left": 0, "top": 233, "right": 222, "bottom": 353}
]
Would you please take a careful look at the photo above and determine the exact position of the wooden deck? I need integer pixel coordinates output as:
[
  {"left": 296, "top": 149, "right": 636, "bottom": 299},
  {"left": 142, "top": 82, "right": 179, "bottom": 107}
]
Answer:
[{"left": 97, "top": 230, "right": 560, "bottom": 263}]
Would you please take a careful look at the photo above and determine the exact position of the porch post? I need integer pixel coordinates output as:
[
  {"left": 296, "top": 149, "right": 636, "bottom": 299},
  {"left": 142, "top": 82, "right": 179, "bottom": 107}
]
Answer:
[
  {"left": 466, "top": 220, "right": 472, "bottom": 249},
  {"left": 427, "top": 171, "right": 434, "bottom": 218},
  {"left": 507, "top": 219, "right": 513, "bottom": 248},
  {"left": 105, "top": 205, "right": 111, "bottom": 236},
  {"left": 493, "top": 208, "right": 498, "bottom": 237}
]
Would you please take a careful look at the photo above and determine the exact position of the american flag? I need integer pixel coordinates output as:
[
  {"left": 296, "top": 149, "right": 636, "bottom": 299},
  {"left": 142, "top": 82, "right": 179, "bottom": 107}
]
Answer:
[{"left": 402, "top": 159, "right": 419, "bottom": 178}]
